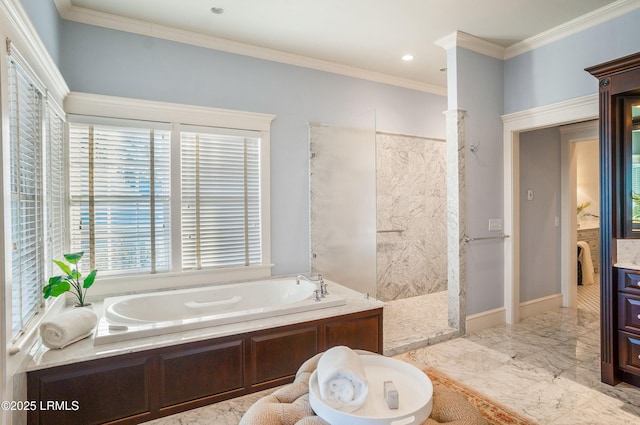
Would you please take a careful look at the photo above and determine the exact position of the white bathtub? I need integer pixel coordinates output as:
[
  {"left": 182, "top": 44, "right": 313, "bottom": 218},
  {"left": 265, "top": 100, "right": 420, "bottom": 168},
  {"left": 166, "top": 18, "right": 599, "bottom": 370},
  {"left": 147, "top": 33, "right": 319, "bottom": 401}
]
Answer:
[{"left": 93, "top": 278, "right": 346, "bottom": 345}]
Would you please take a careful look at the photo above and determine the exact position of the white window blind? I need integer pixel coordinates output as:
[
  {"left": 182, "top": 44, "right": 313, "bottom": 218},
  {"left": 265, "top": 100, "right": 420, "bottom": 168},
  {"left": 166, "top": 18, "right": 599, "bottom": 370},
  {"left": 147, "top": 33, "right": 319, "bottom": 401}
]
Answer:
[
  {"left": 68, "top": 122, "right": 171, "bottom": 275},
  {"left": 181, "top": 130, "right": 261, "bottom": 269},
  {"left": 45, "top": 105, "right": 66, "bottom": 277},
  {"left": 8, "top": 57, "right": 44, "bottom": 338}
]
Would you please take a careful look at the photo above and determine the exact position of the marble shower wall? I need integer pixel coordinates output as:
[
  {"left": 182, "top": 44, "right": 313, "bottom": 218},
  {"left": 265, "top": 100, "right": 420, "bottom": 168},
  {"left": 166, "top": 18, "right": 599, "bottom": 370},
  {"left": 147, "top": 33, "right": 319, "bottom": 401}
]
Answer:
[{"left": 376, "top": 133, "right": 447, "bottom": 301}]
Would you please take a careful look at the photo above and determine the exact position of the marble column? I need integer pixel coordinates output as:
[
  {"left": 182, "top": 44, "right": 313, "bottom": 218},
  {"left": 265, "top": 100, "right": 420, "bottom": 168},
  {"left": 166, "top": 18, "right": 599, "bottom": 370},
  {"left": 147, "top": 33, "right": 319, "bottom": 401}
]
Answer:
[{"left": 445, "top": 110, "right": 466, "bottom": 333}]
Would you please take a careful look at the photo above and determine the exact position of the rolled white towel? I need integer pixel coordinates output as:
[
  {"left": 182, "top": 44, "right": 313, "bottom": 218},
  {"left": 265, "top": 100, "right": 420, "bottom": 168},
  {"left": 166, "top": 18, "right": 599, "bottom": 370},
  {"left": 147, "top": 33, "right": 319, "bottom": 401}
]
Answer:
[
  {"left": 40, "top": 308, "right": 98, "bottom": 349},
  {"left": 316, "top": 345, "right": 369, "bottom": 413}
]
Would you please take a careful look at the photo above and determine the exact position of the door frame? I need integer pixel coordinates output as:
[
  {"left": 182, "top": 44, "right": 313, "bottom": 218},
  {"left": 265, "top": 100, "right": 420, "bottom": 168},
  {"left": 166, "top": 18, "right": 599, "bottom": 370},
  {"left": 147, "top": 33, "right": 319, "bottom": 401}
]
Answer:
[{"left": 502, "top": 94, "right": 599, "bottom": 324}]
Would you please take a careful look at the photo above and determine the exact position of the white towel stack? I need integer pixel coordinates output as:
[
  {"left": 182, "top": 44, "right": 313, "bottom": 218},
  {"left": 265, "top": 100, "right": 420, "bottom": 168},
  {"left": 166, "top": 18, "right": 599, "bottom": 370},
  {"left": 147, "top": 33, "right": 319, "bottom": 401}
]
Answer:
[
  {"left": 316, "top": 345, "right": 369, "bottom": 413},
  {"left": 40, "top": 308, "right": 98, "bottom": 349}
]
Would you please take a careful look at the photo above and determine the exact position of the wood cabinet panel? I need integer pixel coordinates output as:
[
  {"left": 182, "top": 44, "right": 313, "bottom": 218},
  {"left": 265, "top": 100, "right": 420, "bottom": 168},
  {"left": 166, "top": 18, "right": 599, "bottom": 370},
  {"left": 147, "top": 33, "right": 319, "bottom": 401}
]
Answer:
[
  {"left": 619, "top": 268, "right": 640, "bottom": 296},
  {"left": 28, "top": 355, "right": 153, "bottom": 425},
  {"left": 249, "top": 326, "right": 318, "bottom": 386},
  {"left": 325, "top": 312, "right": 382, "bottom": 353},
  {"left": 618, "top": 331, "right": 640, "bottom": 374},
  {"left": 618, "top": 294, "right": 640, "bottom": 334},
  {"left": 159, "top": 338, "right": 244, "bottom": 407}
]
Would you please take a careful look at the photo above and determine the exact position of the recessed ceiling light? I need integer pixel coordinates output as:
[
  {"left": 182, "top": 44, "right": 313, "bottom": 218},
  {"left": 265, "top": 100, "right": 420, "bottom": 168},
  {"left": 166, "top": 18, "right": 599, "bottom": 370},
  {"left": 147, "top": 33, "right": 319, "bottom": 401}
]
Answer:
[
  {"left": 402, "top": 54, "right": 414, "bottom": 61},
  {"left": 211, "top": 6, "right": 224, "bottom": 14}
]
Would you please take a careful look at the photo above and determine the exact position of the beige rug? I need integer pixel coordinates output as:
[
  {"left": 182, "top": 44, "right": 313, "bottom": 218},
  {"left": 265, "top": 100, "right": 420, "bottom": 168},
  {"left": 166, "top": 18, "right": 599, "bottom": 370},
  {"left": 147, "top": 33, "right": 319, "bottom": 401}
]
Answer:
[{"left": 424, "top": 367, "right": 538, "bottom": 425}]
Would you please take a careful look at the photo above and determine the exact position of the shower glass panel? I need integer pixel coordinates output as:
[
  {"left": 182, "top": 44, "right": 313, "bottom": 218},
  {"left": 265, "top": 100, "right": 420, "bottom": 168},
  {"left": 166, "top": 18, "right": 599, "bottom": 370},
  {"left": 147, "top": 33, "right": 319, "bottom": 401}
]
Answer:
[{"left": 309, "top": 115, "right": 376, "bottom": 298}]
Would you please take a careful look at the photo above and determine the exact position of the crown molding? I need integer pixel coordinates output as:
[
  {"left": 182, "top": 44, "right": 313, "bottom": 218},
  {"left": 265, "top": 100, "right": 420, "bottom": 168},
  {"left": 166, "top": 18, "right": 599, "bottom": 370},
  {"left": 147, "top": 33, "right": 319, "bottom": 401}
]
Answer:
[
  {"left": 505, "top": 0, "right": 640, "bottom": 59},
  {"left": 52, "top": 0, "right": 71, "bottom": 16},
  {"left": 435, "top": 0, "right": 640, "bottom": 62},
  {"left": 54, "top": 1, "right": 638, "bottom": 91},
  {"left": 435, "top": 31, "right": 505, "bottom": 60},
  {"left": 55, "top": 3, "right": 447, "bottom": 96},
  {"left": 1, "top": 0, "right": 69, "bottom": 106}
]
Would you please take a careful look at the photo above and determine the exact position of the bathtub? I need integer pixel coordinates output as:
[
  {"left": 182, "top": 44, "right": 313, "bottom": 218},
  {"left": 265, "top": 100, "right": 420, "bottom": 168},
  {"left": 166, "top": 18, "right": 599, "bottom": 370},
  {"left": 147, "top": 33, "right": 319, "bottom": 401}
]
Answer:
[{"left": 93, "top": 278, "right": 346, "bottom": 345}]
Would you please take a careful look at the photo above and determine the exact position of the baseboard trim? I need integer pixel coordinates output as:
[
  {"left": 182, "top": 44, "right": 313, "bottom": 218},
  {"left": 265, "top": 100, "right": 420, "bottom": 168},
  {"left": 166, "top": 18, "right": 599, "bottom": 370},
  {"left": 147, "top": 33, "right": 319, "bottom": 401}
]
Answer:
[
  {"left": 465, "top": 307, "right": 506, "bottom": 335},
  {"left": 519, "top": 293, "right": 563, "bottom": 319},
  {"left": 465, "top": 293, "right": 563, "bottom": 334}
]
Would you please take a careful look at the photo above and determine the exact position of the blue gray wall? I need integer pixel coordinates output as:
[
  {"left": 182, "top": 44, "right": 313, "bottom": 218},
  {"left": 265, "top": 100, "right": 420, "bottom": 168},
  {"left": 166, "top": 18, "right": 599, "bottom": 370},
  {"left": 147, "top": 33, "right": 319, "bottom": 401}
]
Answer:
[
  {"left": 20, "top": 0, "right": 62, "bottom": 66},
  {"left": 453, "top": 48, "right": 505, "bottom": 315},
  {"left": 504, "top": 7, "right": 640, "bottom": 114},
  {"left": 24, "top": 0, "right": 640, "bottom": 315},
  {"left": 56, "top": 20, "right": 447, "bottom": 277},
  {"left": 502, "top": 7, "right": 640, "bottom": 308},
  {"left": 519, "top": 127, "right": 562, "bottom": 302}
]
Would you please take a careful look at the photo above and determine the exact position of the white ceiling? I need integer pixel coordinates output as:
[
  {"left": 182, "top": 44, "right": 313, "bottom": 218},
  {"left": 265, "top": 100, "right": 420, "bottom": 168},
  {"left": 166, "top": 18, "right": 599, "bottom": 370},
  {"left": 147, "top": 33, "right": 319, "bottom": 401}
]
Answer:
[{"left": 65, "top": 0, "right": 620, "bottom": 93}]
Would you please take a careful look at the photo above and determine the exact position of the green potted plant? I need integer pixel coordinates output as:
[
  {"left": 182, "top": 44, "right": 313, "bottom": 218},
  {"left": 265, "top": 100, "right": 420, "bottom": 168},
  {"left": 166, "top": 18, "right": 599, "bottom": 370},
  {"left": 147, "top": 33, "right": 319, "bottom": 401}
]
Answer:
[
  {"left": 576, "top": 201, "right": 591, "bottom": 216},
  {"left": 43, "top": 252, "right": 97, "bottom": 307}
]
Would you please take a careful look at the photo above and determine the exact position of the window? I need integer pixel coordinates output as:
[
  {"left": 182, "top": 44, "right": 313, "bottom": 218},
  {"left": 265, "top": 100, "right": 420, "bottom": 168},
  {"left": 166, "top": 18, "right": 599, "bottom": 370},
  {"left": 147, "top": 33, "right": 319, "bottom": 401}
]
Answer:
[
  {"left": 181, "top": 129, "right": 262, "bottom": 269},
  {"left": 65, "top": 107, "right": 271, "bottom": 286},
  {"left": 68, "top": 121, "right": 171, "bottom": 275},
  {"left": 8, "top": 53, "right": 65, "bottom": 339}
]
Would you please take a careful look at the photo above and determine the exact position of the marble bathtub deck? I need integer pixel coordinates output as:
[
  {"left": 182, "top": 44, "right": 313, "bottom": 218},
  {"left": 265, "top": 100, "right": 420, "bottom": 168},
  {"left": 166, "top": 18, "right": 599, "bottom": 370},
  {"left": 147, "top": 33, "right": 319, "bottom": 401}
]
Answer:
[{"left": 143, "top": 306, "right": 640, "bottom": 425}]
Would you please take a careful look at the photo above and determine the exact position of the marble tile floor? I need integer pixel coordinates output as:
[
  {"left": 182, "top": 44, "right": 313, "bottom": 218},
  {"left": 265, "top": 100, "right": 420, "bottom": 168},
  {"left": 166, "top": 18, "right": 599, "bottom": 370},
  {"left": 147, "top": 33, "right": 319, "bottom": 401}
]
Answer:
[
  {"left": 382, "top": 291, "right": 458, "bottom": 356},
  {"left": 144, "top": 305, "right": 640, "bottom": 425},
  {"left": 401, "top": 307, "right": 640, "bottom": 424}
]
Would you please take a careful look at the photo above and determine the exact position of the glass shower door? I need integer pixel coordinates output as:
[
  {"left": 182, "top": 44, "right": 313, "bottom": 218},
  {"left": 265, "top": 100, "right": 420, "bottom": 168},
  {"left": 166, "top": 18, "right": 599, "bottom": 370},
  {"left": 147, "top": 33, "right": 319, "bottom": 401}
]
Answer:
[{"left": 309, "top": 117, "right": 377, "bottom": 298}]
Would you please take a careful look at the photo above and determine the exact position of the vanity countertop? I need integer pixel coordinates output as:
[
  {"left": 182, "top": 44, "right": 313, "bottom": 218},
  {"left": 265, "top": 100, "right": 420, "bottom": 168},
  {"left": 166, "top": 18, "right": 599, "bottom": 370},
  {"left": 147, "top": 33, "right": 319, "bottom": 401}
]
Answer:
[
  {"left": 615, "top": 263, "right": 640, "bottom": 272},
  {"left": 577, "top": 222, "right": 600, "bottom": 230}
]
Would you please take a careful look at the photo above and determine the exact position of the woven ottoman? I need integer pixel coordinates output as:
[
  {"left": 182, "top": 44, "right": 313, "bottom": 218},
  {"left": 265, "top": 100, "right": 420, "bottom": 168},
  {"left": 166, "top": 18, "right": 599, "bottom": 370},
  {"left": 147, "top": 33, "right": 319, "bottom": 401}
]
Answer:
[{"left": 239, "top": 352, "right": 487, "bottom": 425}]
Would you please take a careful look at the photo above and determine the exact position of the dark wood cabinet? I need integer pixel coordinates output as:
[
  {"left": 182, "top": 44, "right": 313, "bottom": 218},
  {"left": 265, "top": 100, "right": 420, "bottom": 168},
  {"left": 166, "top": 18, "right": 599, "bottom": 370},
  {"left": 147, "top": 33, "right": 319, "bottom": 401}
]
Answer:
[
  {"left": 324, "top": 313, "right": 382, "bottom": 352},
  {"left": 248, "top": 326, "right": 318, "bottom": 389},
  {"left": 617, "top": 292, "right": 640, "bottom": 333},
  {"left": 618, "top": 330, "right": 640, "bottom": 375},
  {"left": 28, "top": 354, "right": 154, "bottom": 425},
  {"left": 587, "top": 52, "right": 640, "bottom": 387},
  {"left": 27, "top": 308, "right": 382, "bottom": 425},
  {"left": 615, "top": 268, "right": 640, "bottom": 386},
  {"left": 158, "top": 338, "right": 245, "bottom": 408},
  {"left": 618, "top": 268, "right": 640, "bottom": 294}
]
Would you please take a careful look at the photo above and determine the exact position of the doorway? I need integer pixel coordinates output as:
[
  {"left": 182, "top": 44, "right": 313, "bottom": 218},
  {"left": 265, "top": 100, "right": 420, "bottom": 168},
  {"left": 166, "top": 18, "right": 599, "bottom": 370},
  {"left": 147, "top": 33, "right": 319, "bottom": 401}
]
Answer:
[
  {"left": 503, "top": 94, "right": 599, "bottom": 324},
  {"left": 573, "top": 135, "right": 600, "bottom": 313},
  {"left": 560, "top": 120, "right": 599, "bottom": 311}
]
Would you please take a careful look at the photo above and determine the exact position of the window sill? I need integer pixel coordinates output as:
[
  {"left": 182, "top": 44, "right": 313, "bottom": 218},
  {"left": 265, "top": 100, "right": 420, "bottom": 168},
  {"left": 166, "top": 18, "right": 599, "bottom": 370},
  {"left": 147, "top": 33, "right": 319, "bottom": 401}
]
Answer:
[{"left": 8, "top": 296, "right": 66, "bottom": 358}]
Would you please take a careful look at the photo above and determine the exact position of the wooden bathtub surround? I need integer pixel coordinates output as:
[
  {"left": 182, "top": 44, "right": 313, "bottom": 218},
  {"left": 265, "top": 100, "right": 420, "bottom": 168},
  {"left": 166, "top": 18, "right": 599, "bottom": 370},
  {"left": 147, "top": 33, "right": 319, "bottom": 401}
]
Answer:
[{"left": 27, "top": 308, "right": 383, "bottom": 425}]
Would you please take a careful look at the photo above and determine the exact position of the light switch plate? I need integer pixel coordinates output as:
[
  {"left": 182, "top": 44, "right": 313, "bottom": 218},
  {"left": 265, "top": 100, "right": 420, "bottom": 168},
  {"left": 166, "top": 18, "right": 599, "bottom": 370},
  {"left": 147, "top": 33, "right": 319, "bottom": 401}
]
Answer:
[{"left": 488, "top": 219, "right": 503, "bottom": 231}]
